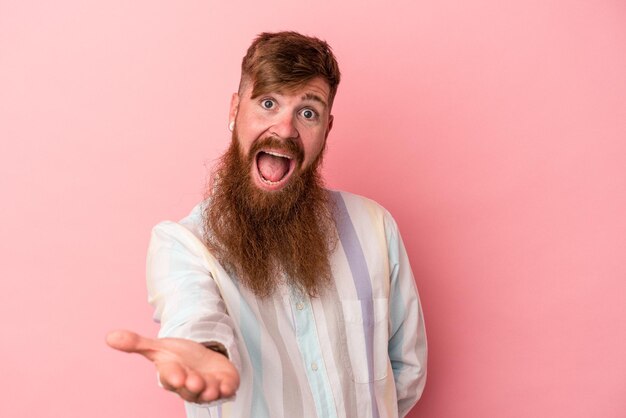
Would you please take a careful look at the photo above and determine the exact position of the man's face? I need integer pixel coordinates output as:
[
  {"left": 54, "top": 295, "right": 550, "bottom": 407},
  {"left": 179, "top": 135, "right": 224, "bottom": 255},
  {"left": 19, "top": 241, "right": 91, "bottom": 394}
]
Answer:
[{"left": 229, "top": 77, "right": 334, "bottom": 193}]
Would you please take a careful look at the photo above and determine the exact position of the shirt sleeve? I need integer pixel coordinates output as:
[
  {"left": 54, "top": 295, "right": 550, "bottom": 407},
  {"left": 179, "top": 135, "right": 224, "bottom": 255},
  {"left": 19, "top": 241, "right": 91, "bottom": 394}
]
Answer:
[
  {"left": 146, "top": 221, "right": 242, "bottom": 372},
  {"left": 384, "top": 213, "right": 428, "bottom": 417}
]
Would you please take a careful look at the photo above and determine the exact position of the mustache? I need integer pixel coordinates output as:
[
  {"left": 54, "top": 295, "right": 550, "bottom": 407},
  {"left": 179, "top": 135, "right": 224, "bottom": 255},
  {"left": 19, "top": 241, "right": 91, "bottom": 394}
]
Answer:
[{"left": 247, "top": 136, "right": 305, "bottom": 165}]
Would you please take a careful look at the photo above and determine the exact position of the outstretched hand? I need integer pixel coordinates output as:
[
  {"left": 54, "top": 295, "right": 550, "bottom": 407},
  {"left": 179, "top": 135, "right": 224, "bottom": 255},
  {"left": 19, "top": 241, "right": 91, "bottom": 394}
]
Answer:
[{"left": 106, "top": 330, "right": 239, "bottom": 404}]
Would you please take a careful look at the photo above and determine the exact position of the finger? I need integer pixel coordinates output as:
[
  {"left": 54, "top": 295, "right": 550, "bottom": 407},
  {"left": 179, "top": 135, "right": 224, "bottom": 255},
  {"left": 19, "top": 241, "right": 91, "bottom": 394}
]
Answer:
[
  {"left": 106, "top": 330, "right": 157, "bottom": 359},
  {"left": 199, "top": 376, "right": 221, "bottom": 403},
  {"left": 177, "top": 386, "right": 201, "bottom": 403},
  {"left": 217, "top": 372, "right": 240, "bottom": 398},
  {"left": 219, "top": 379, "right": 238, "bottom": 398},
  {"left": 177, "top": 374, "right": 210, "bottom": 404},
  {"left": 157, "top": 361, "right": 187, "bottom": 391},
  {"left": 184, "top": 370, "right": 206, "bottom": 394}
]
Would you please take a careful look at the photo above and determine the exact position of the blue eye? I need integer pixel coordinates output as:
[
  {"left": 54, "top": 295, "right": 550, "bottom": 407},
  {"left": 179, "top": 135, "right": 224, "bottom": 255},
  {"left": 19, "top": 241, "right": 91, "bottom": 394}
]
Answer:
[
  {"left": 301, "top": 109, "right": 316, "bottom": 119},
  {"left": 262, "top": 99, "right": 275, "bottom": 109}
]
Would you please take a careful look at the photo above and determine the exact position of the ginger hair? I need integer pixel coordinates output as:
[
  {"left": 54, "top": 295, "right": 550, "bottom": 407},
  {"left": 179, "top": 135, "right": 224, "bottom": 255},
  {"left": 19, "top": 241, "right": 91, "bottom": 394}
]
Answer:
[{"left": 239, "top": 31, "right": 341, "bottom": 107}]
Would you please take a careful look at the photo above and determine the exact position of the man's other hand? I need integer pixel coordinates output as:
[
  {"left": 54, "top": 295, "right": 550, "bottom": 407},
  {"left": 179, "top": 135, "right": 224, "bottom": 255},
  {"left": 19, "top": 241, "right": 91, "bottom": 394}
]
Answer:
[{"left": 106, "top": 330, "right": 239, "bottom": 404}]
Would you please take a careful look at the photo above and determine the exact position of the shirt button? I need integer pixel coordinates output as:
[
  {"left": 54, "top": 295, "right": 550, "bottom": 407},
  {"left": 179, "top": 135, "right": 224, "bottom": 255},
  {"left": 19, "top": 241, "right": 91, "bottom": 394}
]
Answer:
[
  {"left": 311, "top": 362, "right": 318, "bottom": 371},
  {"left": 296, "top": 302, "right": 304, "bottom": 310}
]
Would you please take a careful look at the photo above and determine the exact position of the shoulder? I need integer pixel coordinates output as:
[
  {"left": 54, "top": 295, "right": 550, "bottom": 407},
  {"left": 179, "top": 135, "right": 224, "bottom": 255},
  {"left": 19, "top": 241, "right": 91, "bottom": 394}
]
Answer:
[
  {"left": 331, "top": 189, "right": 398, "bottom": 231},
  {"left": 178, "top": 201, "right": 208, "bottom": 240},
  {"left": 150, "top": 201, "right": 208, "bottom": 247},
  {"left": 331, "top": 189, "right": 388, "bottom": 214}
]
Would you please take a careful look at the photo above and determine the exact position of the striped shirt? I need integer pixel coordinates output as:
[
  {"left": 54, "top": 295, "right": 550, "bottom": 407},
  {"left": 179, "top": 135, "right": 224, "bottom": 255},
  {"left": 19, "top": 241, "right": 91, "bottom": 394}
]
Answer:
[{"left": 147, "top": 190, "right": 427, "bottom": 418}]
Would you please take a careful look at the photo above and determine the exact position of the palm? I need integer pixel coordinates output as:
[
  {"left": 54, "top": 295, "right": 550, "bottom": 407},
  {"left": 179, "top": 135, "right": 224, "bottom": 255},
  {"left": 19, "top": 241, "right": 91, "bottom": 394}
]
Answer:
[{"left": 107, "top": 330, "right": 239, "bottom": 403}]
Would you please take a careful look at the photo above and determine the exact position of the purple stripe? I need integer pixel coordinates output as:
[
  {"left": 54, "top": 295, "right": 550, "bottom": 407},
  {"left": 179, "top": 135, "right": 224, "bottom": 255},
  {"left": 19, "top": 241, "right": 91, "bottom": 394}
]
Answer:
[{"left": 332, "top": 192, "right": 380, "bottom": 418}]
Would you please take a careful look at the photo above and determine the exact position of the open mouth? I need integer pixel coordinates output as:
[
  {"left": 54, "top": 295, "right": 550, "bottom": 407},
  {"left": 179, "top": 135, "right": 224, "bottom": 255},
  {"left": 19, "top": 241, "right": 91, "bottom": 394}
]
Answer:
[{"left": 254, "top": 150, "right": 296, "bottom": 190}]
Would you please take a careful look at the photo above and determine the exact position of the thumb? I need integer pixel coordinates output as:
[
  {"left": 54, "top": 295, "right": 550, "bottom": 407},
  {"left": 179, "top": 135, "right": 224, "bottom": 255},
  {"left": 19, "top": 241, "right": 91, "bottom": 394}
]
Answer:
[{"left": 106, "top": 329, "right": 157, "bottom": 358}]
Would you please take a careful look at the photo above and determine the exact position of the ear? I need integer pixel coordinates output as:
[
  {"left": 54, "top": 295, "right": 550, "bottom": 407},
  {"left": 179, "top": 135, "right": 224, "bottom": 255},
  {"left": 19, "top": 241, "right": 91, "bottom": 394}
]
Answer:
[
  {"left": 325, "top": 114, "right": 334, "bottom": 139},
  {"left": 229, "top": 93, "right": 240, "bottom": 125}
]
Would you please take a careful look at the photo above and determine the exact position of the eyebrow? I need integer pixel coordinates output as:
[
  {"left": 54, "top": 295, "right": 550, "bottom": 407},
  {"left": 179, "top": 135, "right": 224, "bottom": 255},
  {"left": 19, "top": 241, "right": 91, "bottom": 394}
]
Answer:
[{"left": 301, "top": 93, "right": 328, "bottom": 109}]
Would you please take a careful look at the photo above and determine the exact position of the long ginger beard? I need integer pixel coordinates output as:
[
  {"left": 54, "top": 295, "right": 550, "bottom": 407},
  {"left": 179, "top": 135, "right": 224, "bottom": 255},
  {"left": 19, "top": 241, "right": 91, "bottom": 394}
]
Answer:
[{"left": 203, "top": 131, "right": 337, "bottom": 298}]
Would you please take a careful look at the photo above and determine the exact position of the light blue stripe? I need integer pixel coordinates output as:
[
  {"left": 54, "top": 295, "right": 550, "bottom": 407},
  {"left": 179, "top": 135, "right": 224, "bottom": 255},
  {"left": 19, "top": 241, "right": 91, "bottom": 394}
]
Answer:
[
  {"left": 236, "top": 287, "right": 270, "bottom": 418},
  {"left": 388, "top": 261, "right": 408, "bottom": 379},
  {"left": 291, "top": 290, "right": 338, "bottom": 418},
  {"left": 332, "top": 192, "right": 380, "bottom": 418}
]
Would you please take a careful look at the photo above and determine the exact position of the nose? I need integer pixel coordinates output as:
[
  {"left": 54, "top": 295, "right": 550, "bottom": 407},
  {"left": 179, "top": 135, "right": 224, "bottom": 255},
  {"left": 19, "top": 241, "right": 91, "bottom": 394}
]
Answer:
[{"left": 270, "top": 112, "right": 299, "bottom": 139}]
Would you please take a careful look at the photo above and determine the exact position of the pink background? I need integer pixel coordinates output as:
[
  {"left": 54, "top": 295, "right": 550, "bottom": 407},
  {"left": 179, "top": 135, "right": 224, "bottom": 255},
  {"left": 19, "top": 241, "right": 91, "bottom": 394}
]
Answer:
[{"left": 1, "top": 1, "right": 625, "bottom": 417}]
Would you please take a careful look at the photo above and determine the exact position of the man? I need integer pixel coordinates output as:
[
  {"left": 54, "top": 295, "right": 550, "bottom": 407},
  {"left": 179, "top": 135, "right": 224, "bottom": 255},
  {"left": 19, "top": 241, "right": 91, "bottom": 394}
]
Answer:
[{"left": 107, "top": 31, "right": 427, "bottom": 418}]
